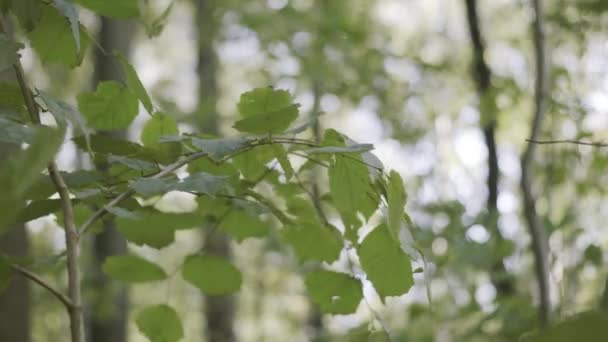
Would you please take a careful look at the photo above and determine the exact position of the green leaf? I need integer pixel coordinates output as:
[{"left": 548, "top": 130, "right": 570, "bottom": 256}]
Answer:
[
  {"left": 0, "top": 255, "right": 13, "bottom": 295},
  {"left": 136, "top": 304, "right": 183, "bottom": 342},
  {"left": 305, "top": 270, "right": 362, "bottom": 314},
  {"left": 115, "top": 52, "right": 153, "bottom": 113},
  {"left": 237, "top": 87, "right": 293, "bottom": 117},
  {"left": 28, "top": 5, "right": 88, "bottom": 67},
  {"left": 0, "top": 33, "right": 24, "bottom": 71},
  {"left": 329, "top": 154, "right": 378, "bottom": 237},
  {"left": 233, "top": 87, "right": 299, "bottom": 134},
  {"left": 117, "top": 216, "right": 174, "bottom": 249},
  {"left": 0, "top": 117, "right": 34, "bottom": 145},
  {"left": 129, "top": 178, "right": 178, "bottom": 197},
  {"left": 191, "top": 137, "right": 250, "bottom": 161},
  {"left": 72, "top": 0, "right": 140, "bottom": 18},
  {"left": 521, "top": 311, "right": 608, "bottom": 342},
  {"left": 182, "top": 254, "right": 241, "bottom": 295},
  {"left": 232, "top": 145, "right": 274, "bottom": 181},
  {"left": 219, "top": 209, "right": 268, "bottom": 242},
  {"left": 108, "top": 154, "right": 157, "bottom": 172},
  {"left": 282, "top": 222, "right": 343, "bottom": 263},
  {"left": 116, "top": 211, "right": 202, "bottom": 249},
  {"left": 52, "top": 0, "right": 80, "bottom": 52},
  {"left": 102, "top": 257, "right": 161, "bottom": 280},
  {"left": 0, "top": 126, "right": 64, "bottom": 232},
  {"left": 38, "top": 90, "right": 92, "bottom": 154},
  {"left": 386, "top": 170, "right": 406, "bottom": 241},
  {"left": 233, "top": 104, "right": 299, "bottom": 135},
  {"left": 103, "top": 255, "right": 166, "bottom": 283},
  {"left": 11, "top": 0, "right": 42, "bottom": 32},
  {"left": 0, "top": 83, "right": 26, "bottom": 119},
  {"left": 77, "top": 81, "right": 138, "bottom": 130},
  {"left": 17, "top": 199, "right": 63, "bottom": 222},
  {"left": 357, "top": 224, "right": 413, "bottom": 300},
  {"left": 175, "top": 172, "right": 227, "bottom": 196},
  {"left": 141, "top": 112, "right": 178, "bottom": 146}
]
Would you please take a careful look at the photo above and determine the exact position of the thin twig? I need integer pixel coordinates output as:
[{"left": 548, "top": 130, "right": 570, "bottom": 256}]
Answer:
[
  {"left": 10, "top": 263, "right": 73, "bottom": 309},
  {"left": 526, "top": 139, "right": 608, "bottom": 147},
  {"left": 79, "top": 151, "right": 208, "bottom": 235},
  {"left": 244, "top": 189, "right": 292, "bottom": 225}
]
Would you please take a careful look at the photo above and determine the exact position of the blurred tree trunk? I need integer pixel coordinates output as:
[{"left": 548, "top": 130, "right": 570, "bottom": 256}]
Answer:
[
  {"left": 464, "top": 0, "right": 515, "bottom": 298},
  {"left": 86, "top": 17, "right": 135, "bottom": 342},
  {"left": 196, "top": 1, "right": 236, "bottom": 341},
  {"left": 0, "top": 221, "right": 29, "bottom": 342},
  {"left": 0, "top": 40, "right": 30, "bottom": 342}
]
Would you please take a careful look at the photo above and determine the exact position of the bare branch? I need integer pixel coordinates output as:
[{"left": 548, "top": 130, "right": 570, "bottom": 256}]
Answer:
[
  {"left": 10, "top": 264, "right": 73, "bottom": 310},
  {"left": 527, "top": 139, "right": 608, "bottom": 148}
]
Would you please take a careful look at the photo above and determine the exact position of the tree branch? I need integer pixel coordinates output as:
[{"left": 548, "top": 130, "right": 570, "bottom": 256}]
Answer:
[
  {"left": 527, "top": 139, "right": 608, "bottom": 147},
  {"left": 79, "top": 150, "right": 208, "bottom": 235},
  {"left": 10, "top": 263, "right": 73, "bottom": 309},
  {"left": 521, "top": 0, "right": 551, "bottom": 327}
]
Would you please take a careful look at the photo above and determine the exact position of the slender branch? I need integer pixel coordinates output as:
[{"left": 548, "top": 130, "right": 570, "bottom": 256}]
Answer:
[
  {"left": 79, "top": 150, "right": 208, "bottom": 235},
  {"left": 244, "top": 189, "right": 292, "bottom": 225},
  {"left": 10, "top": 263, "right": 73, "bottom": 309},
  {"left": 521, "top": 0, "right": 551, "bottom": 327},
  {"left": 48, "top": 162, "right": 84, "bottom": 342},
  {"left": 464, "top": 0, "right": 514, "bottom": 296},
  {"left": 527, "top": 139, "right": 608, "bottom": 147}
]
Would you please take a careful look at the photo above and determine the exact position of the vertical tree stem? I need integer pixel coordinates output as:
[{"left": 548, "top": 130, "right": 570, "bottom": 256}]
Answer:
[
  {"left": 2, "top": 16, "right": 85, "bottom": 339},
  {"left": 521, "top": 0, "right": 551, "bottom": 327},
  {"left": 48, "top": 163, "right": 84, "bottom": 342}
]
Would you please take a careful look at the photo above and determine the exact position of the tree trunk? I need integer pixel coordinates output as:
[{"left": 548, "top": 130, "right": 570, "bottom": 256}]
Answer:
[
  {"left": 86, "top": 17, "right": 135, "bottom": 342},
  {"left": 0, "top": 215, "right": 30, "bottom": 342},
  {"left": 196, "top": 1, "right": 236, "bottom": 341}
]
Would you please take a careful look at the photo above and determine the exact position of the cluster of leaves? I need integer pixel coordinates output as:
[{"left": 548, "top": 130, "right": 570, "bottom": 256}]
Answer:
[
  {"left": 0, "top": 2, "right": 417, "bottom": 340},
  {"left": 1, "top": 1, "right": 607, "bottom": 341}
]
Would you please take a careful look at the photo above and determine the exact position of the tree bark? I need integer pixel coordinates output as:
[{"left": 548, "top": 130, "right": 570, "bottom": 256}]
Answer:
[{"left": 86, "top": 17, "right": 134, "bottom": 342}]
